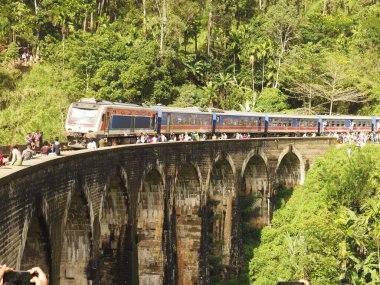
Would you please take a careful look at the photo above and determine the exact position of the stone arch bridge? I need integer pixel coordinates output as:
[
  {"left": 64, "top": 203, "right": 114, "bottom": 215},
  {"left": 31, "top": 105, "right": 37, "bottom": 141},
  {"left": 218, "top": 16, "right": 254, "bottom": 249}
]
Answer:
[{"left": 0, "top": 137, "right": 335, "bottom": 285}]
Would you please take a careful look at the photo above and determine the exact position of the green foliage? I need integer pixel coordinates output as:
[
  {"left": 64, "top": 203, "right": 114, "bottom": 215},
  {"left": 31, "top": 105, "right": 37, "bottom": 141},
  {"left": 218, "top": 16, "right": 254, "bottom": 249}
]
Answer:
[
  {"left": 255, "top": 88, "right": 290, "bottom": 113},
  {"left": 4, "top": 42, "right": 19, "bottom": 61},
  {"left": 0, "top": 64, "right": 82, "bottom": 144},
  {"left": 250, "top": 145, "right": 380, "bottom": 285},
  {"left": 1, "top": 0, "right": 380, "bottom": 143}
]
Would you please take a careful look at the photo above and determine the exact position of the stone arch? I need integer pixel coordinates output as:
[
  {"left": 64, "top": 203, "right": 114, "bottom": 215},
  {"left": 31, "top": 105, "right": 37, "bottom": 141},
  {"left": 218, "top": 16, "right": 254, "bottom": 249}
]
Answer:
[
  {"left": 59, "top": 180, "right": 92, "bottom": 285},
  {"left": 98, "top": 168, "right": 132, "bottom": 284},
  {"left": 174, "top": 162, "right": 202, "bottom": 285},
  {"left": 20, "top": 197, "right": 52, "bottom": 277},
  {"left": 276, "top": 145, "right": 304, "bottom": 189},
  {"left": 137, "top": 166, "right": 165, "bottom": 285},
  {"left": 206, "top": 153, "right": 236, "bottom": 191},
  {"left": 241, "top": 154, "right": 269, "bottom": 227},
  {"left": 207, "top": 155, "right": 235, "bottom": 277}
]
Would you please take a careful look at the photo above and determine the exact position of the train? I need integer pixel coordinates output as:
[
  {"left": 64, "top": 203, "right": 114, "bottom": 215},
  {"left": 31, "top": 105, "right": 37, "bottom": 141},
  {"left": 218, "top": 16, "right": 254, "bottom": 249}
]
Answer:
[{"left": 65, "top": 98, "right": 380, "bottom": 148}]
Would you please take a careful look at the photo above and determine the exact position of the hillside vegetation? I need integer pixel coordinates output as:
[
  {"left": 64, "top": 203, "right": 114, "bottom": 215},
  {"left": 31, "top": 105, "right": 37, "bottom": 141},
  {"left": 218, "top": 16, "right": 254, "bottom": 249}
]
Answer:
[
  {"left": 1, "top": 0, "right": 380, "bottom": 143},
  {"left": 250, "top": 145, "right": 380, "bottom": 284}
]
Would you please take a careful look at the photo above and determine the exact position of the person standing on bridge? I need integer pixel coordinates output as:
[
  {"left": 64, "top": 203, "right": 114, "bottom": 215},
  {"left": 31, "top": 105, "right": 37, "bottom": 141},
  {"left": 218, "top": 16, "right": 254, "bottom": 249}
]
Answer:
[{"left": 53, "top": 137, "right": 61, "bottom": 155}]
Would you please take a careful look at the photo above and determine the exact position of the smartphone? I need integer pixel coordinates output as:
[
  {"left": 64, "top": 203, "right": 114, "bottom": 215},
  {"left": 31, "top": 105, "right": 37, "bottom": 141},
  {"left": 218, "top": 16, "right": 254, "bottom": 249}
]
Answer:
[{"left": 3, "top": 271, "right": 33, "bottom": 285}]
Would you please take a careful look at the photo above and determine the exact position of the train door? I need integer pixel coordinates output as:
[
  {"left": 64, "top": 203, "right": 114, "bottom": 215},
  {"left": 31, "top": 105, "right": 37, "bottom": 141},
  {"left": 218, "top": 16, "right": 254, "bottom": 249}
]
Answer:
[
  {"left": 131, "top": 116, "right": 135, "bottom": 134},
  {"left": 371, "top": 117, "right": 376, "bottom": 132},
  {"left": 157, "top": 110, "right": 162, "bottom": 133},
  {"left": 105, "top": 111, "right": 110, "bottom": 135},
  {"left": 317, "top": 116, "right": 322, "bottom": 134},
  {"left": 293, "top": 118, "right": 299, "bottom": 132},
  {"left": 152, "top": 114, "right": 157, "bottom": 131},
  {"left": 212, "top": 113, "right": 217, "bottom": 133},
  {"left": 264, "top": 115, "right": 269, "bottom": 136},
  {"left": 167, "top": 113, "right": 171, "bottom": 133}
]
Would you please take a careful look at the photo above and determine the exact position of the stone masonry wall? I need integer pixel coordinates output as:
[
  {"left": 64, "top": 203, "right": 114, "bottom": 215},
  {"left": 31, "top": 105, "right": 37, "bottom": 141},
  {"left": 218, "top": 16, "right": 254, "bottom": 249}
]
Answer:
[{"left": 0, "top": 137, "right": 336, "bottom": 285}]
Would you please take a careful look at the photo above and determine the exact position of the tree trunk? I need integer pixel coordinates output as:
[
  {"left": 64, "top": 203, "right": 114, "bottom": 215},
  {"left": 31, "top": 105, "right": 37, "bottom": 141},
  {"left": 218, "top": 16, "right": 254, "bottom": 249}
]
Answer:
[
  {"left": 83, "top": 11, "right": 88, "bottom": 32},
  {"left": 308, "top": 87, "right": 312, "bottom": 114},
  {"left": 259, "top": 0, "right": 262, "bottom": 11},
  {"left": 261, "top": 57, "right": 265, "bottom": 90},
  {"left": 142, "top": 0, "right": 147, "bottom": 34},
  {"left": 274, "top": 37, "right": 287, "bottom": 88},
  {"left": 62, "top": 33, "right": 65, "bottom": 66},
  {"left": 251, "top": 58, "right": 255, "bottom": 94},
  {"left": 99, "top": 0, "right": 106, "bottom": 15},
  {"left": 378, "top": 246, "right": 380, "bottom": 276},
  {"left": 34, "top": 0, "right": 38, "bottom": 14},
  {"left": 329, "top": 98, "right": 333, "bottom": 115},
  {"left": 160, "top": 0, "right": 167, "bottom": 54},
  {"left": 90, "top": 11, "right": 94, "bottom": 32},
  {"left": 207, "top": 1, "right": 213, "bottom": 56},
  {"left": 274, "top": 55, "right": 281, "bottom": 88},
  {"left": 323, "top": 0, "right": 328, "bottom": 15}
]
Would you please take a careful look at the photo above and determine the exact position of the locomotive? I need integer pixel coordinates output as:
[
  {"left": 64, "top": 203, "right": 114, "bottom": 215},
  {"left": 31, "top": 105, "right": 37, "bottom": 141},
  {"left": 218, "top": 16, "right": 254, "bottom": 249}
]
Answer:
[{"left": 65, "top": 98, "right": 380, "bottom": 148}]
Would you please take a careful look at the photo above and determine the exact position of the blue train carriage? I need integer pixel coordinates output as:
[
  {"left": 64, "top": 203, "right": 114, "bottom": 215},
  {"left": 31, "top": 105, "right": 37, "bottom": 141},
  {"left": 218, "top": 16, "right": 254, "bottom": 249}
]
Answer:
[
  {"left": 320, "top": 115, "right": 373, "bottom": 133},
  {"left": 150, "top": 106, "right": 213, "bottom": 134},
  {"left": 65, "top": 98, "right": 157, "bottom": 148},
  {"left": 214, "top": 111, "right": 265, "bottom": 135},
  {"left": 265, "top": 113, "right": 319, "bottom": 135}
]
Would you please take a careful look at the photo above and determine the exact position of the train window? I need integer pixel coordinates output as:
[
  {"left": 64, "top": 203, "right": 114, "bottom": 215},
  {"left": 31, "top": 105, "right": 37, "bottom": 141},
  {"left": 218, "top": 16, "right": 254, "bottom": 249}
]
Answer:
[
  {"left": 331, "top": 121, "right": 335, "bottom": 127},
  {"left": 111, "top": 115, "right": 132, "bottom": 129},
  {"left": 71, "top": 108, "right": 98, "bottom": 120},
  {"left": 135, "top": 116, "right": 151, "bottom": 128}
]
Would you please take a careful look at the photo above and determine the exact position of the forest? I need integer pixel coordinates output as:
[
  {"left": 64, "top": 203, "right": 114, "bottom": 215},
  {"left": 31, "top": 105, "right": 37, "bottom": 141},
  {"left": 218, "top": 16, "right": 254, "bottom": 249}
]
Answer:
[
  {"left": 251, "top": 145, "right": 380, "bottom": 285},
  {"left": 1, "top": 0, "right": 380, "bottom": 144}
]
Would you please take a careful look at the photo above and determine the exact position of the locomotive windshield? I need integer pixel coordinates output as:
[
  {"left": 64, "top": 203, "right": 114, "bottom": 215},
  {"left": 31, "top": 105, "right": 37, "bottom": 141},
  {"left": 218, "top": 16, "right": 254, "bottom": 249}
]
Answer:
[{"left": 70, "top": 107, "right": 98, "bottom": 121}]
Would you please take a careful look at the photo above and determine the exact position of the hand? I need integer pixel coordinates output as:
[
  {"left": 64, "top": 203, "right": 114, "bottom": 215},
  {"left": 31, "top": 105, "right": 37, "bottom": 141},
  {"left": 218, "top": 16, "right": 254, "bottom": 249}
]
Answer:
[
  {"left": 0, "top": 264, "right": 12, "bottom": 285},
  {"left": 28, "top": 267, "right": 48, "bottom": 285}
]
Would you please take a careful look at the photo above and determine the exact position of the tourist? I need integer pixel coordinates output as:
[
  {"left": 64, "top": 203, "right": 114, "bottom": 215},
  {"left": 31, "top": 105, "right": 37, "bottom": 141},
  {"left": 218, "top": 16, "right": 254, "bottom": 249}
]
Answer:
[
  {"left": 98, "top": 137, "right": 106, "bottom": 147},
  {"left": 28, "top": 267, "right": 48, "bottom": 285},
  {"left": 22, "top": 144, "right": 34, "bottom": 160},
  {"left": 40, "top": 141, "right": 50, "bottom": 155},
  {"left": 25, "top": 133, "right": 32, "bottom": 144},
  {"left": 0, "top": 265, "right": 48, "bottom": 285},
  {"left": 9, "top": 145, "right": 22, "bottom": 166},
  {"left": 87, "top": 139, "right": 97, "bottom": 149},
  {"left": 49, "top": 137, "right": 61, "bottom": 156}
]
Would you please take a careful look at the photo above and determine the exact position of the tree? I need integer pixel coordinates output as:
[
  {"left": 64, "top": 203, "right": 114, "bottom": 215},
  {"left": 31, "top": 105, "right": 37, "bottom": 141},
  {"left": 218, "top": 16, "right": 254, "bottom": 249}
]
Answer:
[
  {"left": 263, "top": 0, "right": 301, "bottom": 88},
  {"left": 312, "top": 53, "right": 368, "bottom": 115},
  {"left": 255, "top": 87, "right": 290, "bottom": 112}
]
